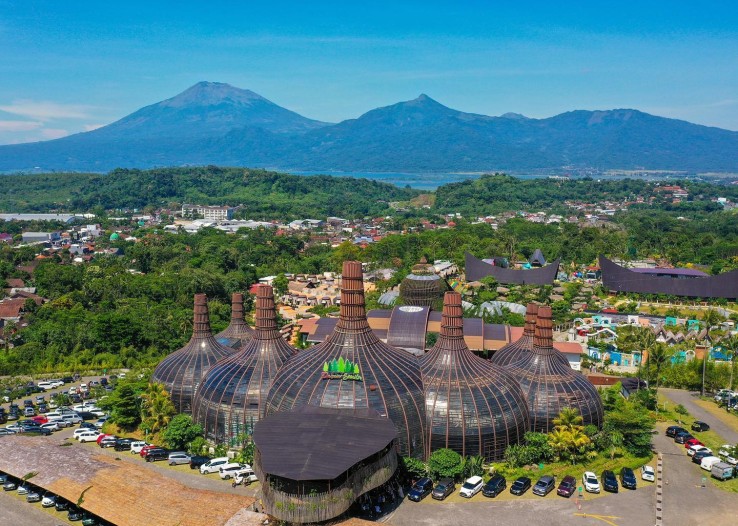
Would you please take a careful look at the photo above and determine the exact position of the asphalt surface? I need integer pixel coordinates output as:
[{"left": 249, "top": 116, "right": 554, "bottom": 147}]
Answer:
[
  {"left": 660, "top": 388, "right": 738, "bottom": 444},
  {"left": 0, "top": 489, "right": 68, "bottom": 525}
]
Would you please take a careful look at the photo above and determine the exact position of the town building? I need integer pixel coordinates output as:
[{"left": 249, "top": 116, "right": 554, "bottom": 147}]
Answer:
[{"left": 181, "top": 204, "right": 234, "bottom": 221}]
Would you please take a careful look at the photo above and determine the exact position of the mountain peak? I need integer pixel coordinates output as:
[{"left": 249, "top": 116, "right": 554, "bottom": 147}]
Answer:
[
  {"left": 500, "top": 112, "right": 529, "bottom": 120},
  {"left": 162, "top": 81, "right": 267, "bottom": 108}
]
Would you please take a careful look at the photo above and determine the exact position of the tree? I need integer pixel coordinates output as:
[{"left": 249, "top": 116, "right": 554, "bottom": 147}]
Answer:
[
  {"left": 603, "top": 400, "right": 655, "bottom": 457},
  {"left": 722, "top": 335, "right": 738, "bottom": 390},
  {"left": 98, "top": 383, "right": 140, "bottom": 430},
  {"left": 271, "top": 273, "right": 289, "bottom": 298},
  {"left": 401, "top": 456, "right": 428, "bottom": 481},
  {"left": 647, "top": 343, "right": 671, "bottom": 391},
  {"left": 140, "top": 382, "right": 176, "bottom": 435},
  {"left": 552, "top": 407, "right": 583, "bottom": 431},
  {"left": 162, "top": 414, "right": 203, "bottom": 450},
  {"left": 428, "top": 448, "right": 464, "bottom": 481}
]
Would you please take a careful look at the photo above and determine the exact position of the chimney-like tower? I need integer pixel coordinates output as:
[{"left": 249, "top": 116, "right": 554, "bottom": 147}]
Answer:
[
  {"left": 215, "top": 292, "right": 255, "bottom": 345},
  {"left": 490, "top": 303, "right": 539, "bottom": 367}
]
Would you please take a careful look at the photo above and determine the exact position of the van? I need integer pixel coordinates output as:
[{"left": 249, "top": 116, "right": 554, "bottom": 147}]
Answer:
[
  {"left": 200, "top": 457, "right": 230, "bottom": 475},
  {"left": 167, "top": 452, "right": 191, "bottom": 466},
  {"left": 711, "top": 462, "right": 734, "bottom": 481},
  {"left": 61, "top": 414, "right": 82, "bottom": 425},
  {"left": 37, "top": 382, "right": 54, "bottom": 391},
  {"left": 701, "top": 456, "right": 722, "bottom": 471},
  {"left": 219, "top": 463, "right": 244, "bottom": 480}
]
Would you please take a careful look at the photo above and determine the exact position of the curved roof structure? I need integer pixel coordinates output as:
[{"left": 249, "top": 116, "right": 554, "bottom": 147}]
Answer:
[
  {"left": 490, "top": 303, "right": 538, "bottom": 367},
  {"left": 421, "top": 292, "right": 529, "bottom": 460},
  {"left": 465, "top": 252, "right": 560, "bottom": 285},
  {"left": 529, "top": 249, "right": 547, "bottom": 267},
  {"left": 265, "top": 261, "right": 427, "bottom": 458},
  {"left": 152, "top": 294, "right": 234, "bottom": 414},
  {"left": 600, "top": 256, "right": 738, "bottom": 300},
  {"left": 399, "top": 259, "right": 447, "bottom": 307},
  {"left": 386, "top": 305, "right": 431, "bottom": 353},
  {"left": 193, "top": 285, "right": 295, "bottom": 442},
  {"left": 215, "top": 292, "right": 255, "bottom": 348},
  {"left": 506, "top": 305, "right": 604, "bottom": 433}
]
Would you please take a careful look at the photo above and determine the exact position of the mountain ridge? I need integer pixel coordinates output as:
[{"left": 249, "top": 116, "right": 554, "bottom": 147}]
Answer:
[{"left": 1, "top": 82, "right": 737, "bottom": 172}]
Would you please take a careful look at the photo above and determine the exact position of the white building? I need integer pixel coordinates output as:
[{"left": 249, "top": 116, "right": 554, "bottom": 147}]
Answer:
[{"left": 181, "top": 204, "right": 234, "bottom": 221}]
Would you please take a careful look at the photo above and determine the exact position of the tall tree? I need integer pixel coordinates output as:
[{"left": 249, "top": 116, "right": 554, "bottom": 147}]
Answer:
[{"left": 141, "top": 382, "right": 176, "bottom": 435}]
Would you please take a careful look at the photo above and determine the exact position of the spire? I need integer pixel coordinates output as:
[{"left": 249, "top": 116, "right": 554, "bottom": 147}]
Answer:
[
  {"left": 254, "top": 285, "right": 281, "bottom": 340},
  {"left": 192, "top": 293, "right": 212, "bottom": 337},
  {"left": 230, "top": 293, "right": 247, "bottom": 325},
  {"left": 439, "top": 291, "right": 464, "bottom": 341},
  {"left": 523, "top": 303, "right": 539, "bottom": 337},
  {"left": 532, "top": 305, "right": 553, "bottom": 349},
  {"left": 337, "top": 261, "right": 370, "bottom": 331}
]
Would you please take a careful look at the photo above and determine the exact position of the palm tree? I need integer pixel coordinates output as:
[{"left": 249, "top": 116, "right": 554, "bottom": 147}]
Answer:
[
  {"left": 552, "top": 407, "right": 583, "bottom": 431},
  {"left": 723, "top": 335, "right": 738, "bottom": 390},
  {"left": 141, "top": 382, "right": 176, "bottom": 435},
  {"left": 647, "top": 342, "right": 671, "bottom": 391},
  {"left": 636, "top": 327, "right": 656, "bottom": 389}
]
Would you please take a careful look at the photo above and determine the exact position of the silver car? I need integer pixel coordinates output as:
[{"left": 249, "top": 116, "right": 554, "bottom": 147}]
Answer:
[{"left": 168, "top": 452, "right": 191, "bottom": 466}]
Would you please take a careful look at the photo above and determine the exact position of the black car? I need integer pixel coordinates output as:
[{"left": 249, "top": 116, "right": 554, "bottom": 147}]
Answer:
[
  {"left": 38, "top": 403, "right": 48, "bottom": 414},
  {"left": 55, "top": 498, "right": 71, "bottom": 511},
  {"left": 666, "top": 425, "right": 687, "bottom": 438},
  {"left": 481, "top": 474, "right": 507, "bottom": 497},
  {"left": 532, "top": 475, "right": 555, "bottom": 496},
  {"left": 23, "top": 399, "right": 33, "bottom": 407},
  {"left": 189, "top": 455, "right": 211, "bottom": 469},
  {"left": 691, "top": 421, "right": 710, "bottom": 432},
  {"left": 692, "top": 450, "right": 713, "bottom": 463},
  {"left": 24, "top": 427, "right": 52, "bottom": 436},
  {"left": 79, "top": 422, "right": 97, "bottom": 430},
  {"left": 557, "top": 475, "right": 577, "bottom": 497},
  {"left": 78, "top": 411, "right": 97, "bottom": 421},
  {"left": 407, "top": 477, "right": 434, "bottom": 502},
  {"left": 62, "top": 376, "right": 74, "bottom": 384},
  {"left": 68, "top": 507, "right": 84, "bottom": 521},
  {"left": 675, "top": 432, "right": 694, "bottom": 444},
  {"left": 100, "top": 378, "right": 108, "bottom": 386},
  {"left": 620, "top": 467, "right": 637, "bottom": 490},
  {"left": 602, "top": 470, "right": 619, "bottom": 493},
  {"left": 510, "top": 476, "right": 532, "bottom": 496},
  {"left": 81, "top": 514, "right": 98, "bottom": 526},
  {"left": 114, "top": 438, "right": 135, "bottom": 451},
  {"left": 431, "top": 478, "right": 456, "bottom": 500},
  {"left": 145, "top": 447, "right": 169, "bottom": 462},
  {"left": 99, "top": 436, "right": 118, "bottom": 448}
]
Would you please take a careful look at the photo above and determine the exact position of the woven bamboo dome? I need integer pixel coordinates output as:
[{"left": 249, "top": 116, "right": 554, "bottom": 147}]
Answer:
[
  {"left": 399, "top": 258, "right": 446, "bottom": 307},
  {"left": 506, "top": 305, "right": 604, "bottom": 433},
  {"left": 193, "top": 286, "right": 295, "bottom": 442},
  {"left": 215, "top": 292, "right": 255, "bottom": 348},
  {"left": 490, "top": 303, "right": 539, "bottom": 367},
  {"left": 421, "top": 292, "right": 529, "bottom": 460},
  {"left": 152, "top": 294, "right": 234, "bottom": 414},
  {"left": 265, "top": 261, "right": 427, "bottom": 458}
]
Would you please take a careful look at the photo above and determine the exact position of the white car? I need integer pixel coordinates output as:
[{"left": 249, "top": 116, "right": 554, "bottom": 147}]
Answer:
[
  {"left": 718, "top": 445, "right": 738, "bottom": 465},
  {"left": 200, "top": 457, "right": 230, "bottom": 475},
  {"left": 459, "top": 476, "right": 484, "bottom": 498},
  {"left": 49, "top": 379, "right": 64, "bottom": 388},
  {"left": 41, "top": 492, "right": 56, "bottom": 507},
  {"left": 219, "top": 463, "right": 244, "bottom": 479},
  {"left": 5, "top": 424, "right": 23, "bottom": 433},
  {"left": 37, "top": 381, "right": 54, "bottom": 391},
  {"left": 73, "top": 428, "right": 95, "bottom": 439},
  {"left": 77, "top": 431, "right": 101, "bottom": 443},
  {"left": 583, "top": 471, "right": 600, "bottom": 493},
  {"left": 687, "top": 445, "right": 712, "bottom": 457},
  {"left": 130, "top": 441, "right": 149, "bottom": 454},
  {"left": 700, "top": 456, "right": 721, "bottom": 471},
  {"left": 233, "top": 468, "right": 258, "bottom": 485}
]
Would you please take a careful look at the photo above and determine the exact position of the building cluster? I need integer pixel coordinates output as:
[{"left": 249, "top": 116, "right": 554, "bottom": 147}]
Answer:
[
  {"left": 0, "top": 278, "right": 46, "bottom": 345},
  {"left": 151, "top": 261, "right": 604, "bottom": 524}
]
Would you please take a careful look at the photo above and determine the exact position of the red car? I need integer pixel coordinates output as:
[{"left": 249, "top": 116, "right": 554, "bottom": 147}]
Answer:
[
  {"left": 684, "top": 438, "right": 703, "bottom": 449},
  {"left": 556, "top": 475, "right": 577, "bottom": 497},
  {"left": 602, "top": 308, "right": 618, "bottom": 314},
  {"left": 31, "top": 415, "right": 48, "bottom": 425},
  {"left": 140, "top": 444, "right": 159, "bottom": 458},
  {"left": 96, "top": 433, "right": 112, "bottom": 445}
]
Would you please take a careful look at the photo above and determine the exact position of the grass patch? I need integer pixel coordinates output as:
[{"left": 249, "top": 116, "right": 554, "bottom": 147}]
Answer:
[{"left": 692, "top": 398, "right": 738, "bottom": 436}]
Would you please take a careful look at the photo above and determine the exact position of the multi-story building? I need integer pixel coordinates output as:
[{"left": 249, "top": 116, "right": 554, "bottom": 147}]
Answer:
[{"left": 181, "top": 204, "right": 234, "bottom": 221}]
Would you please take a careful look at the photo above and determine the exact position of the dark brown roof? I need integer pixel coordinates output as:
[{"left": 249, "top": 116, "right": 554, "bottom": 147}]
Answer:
[
  {"left": 465, "top": 252, "right": 560, "bottom": 285},
  {"left": 254, "top": 406, "right": 397, "bottom": 481},
  {"left": 5, "top": 278, "right": 25, "bottom": 288},
  {"left": 0, "top": 298, "right": 24, "bottom": 318}
]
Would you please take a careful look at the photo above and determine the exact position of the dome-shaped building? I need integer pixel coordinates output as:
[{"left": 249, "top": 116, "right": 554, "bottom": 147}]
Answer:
[
  {"left": 490, "top": 303, "right": 538, "bottom": 367},
  {"left": 421, "top": 292, "right": 530, "bottom": 460},
  {"left": 215, "top": 292, "right": 255, "bottom": 349},
  {"left": 152, "top": 294, "right": 234, "bottom": 414},
  {"left": 193, "top": 285, "right": 295, "bottom": 442},
  {"left": 506, "top": 305, "right": 604, "bottom": 433},
  {"left": 399, "top": 258, "right": 446, "bottom": 307},
  {"left": 266, "top": 261, "right": 427, "bottom": 458}
]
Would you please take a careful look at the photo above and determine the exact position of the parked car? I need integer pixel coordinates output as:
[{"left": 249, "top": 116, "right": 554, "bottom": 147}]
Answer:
[
  {"left": 77, "top": 431, "right": 102, "bottom": 443},
  {"left": 139, "top": 444, "right": 159, "bottom": 457},
  {"left": 40, "top": 422, "right": 60, "bottom": 432},
  {"left": 41, "top": 492, "right": 57, "bottom": 507},
  {"left": 94, "top": 417, "right": 109, "bottom": 429},
  {"left": 459, "top": 475, "right": 484, "bottom": 498},
  {"left": 718, "top": 445, "right": 738, "bottom": 465},
  {"left": 219, "top": 462, "right": 245, "bottom": 479},
  {"left": 675, "top": 432, "right": 694, "bottom": 444},
  {"left": 691, "top": 421, "right": 710, "bottom": 432},
  {"left": 620, "top": 467, "right": 637, "bottom": 489},
  {"left": 711, "top": 462, "right": 734, "bottom": 481},
  {"left": 144, "top": 447, "right": 169, "bottom": 462},
  {"left": 17, "top": 483, "right": 29, "bottom": 495},
  {"left": 482, "top": 474, "right": 507, "bottom": 498},
  {"left": 3, "top": 478, "right": 17, "bottom": 491},
  {"left": 532, "top": 475, "right": 556, "bottom": 497},
  {"left": 99, "top": 435, "right": 118, "bottom": 448},
  {"left": 81, "top": 513, "right": 99, "bottom": 526},
  {"left": 23, "top": 407, "right": 35, "bottom": 417},
  {"left": 61, "top": 414, "right": 82, "bottom": 425},
  {"left": 130, "top": 441, "right": 149, "bottom": 454},
  {"left": 666, "top": 425, "right": 687, "bottom": 438},
  {"left": 556, "top": 475, "right": 577, "bottom": 497},
  {"left": 641, "top": 465, "right": 655, "bottom": 481},
  {"left": 188, "top": 455, "right": 211, "bottom": 469},
  {"left": 431, "top": 478, "right": 455, "bottom": 500},
  {"left": 114, "top": 438, "right": 135, "bottom": 452},
  {"left": 233, "top": 468, "right": 258, "bottom": 486},
  {"left": 26, "top": 487, "right": 42, "bottom": 502},
  {"left": 602, "top": 470, "right": 618, "bottom": 493},
  {"left": 37, "top": 381, "right": 54, "bottom": 391},
  {"left": 684, "top": 438, "right": 703, "bottom": 448},
  {"left": 168, "top": 451, "right": 191, "bottom": 466},
  {"left": 688, "top": 445, "right": 712, "bottom": 457},
  {"left": 55, "top": 498, "right": 70, "bottom": 511},
  {"left": 701, "top": 456, "right": 722, "bottom": 471},
  {"left": 0, "top": 428, "right": 17, "bottom": 435},
  {"left": 68, "top": 507, "right": 84, "bottom": 521},
  {"left": 693, "top": 450, "right": 714, "bottom": 464},
  {"left": 510, "top": 476, "right": 532, "bottom": 496},
  {"left": 583, "top": 471, "right": 600, "bottom": 493},
  {"left": 200, "top": 457, "right": 230, "bottom": 474}
]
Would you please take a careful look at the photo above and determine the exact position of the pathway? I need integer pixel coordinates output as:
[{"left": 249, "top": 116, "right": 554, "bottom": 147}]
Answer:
[{"left": 660, "top": 388, "right": 738, "bottom": 444}]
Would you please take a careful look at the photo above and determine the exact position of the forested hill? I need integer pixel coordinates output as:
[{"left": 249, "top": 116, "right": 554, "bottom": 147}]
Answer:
[{"left": 0, "top": 167, "right": 420, "bottom": 219}]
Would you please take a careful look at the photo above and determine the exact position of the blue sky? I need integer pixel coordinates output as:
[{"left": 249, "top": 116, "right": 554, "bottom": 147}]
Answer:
[{"left": 1, "top": 1, "right": 737, "bottom": 144}]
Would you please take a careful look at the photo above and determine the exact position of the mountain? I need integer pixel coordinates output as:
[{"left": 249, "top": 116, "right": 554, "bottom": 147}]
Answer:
[{"left": 1, "top": 84, "right": 737, "bottom": 172}]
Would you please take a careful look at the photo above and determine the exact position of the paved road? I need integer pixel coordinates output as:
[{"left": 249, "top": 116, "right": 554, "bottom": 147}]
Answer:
[
  {"left": 661, "top": 388, "right": 738, "bottom": 444},
  {"left": 0, "top": 490, "right": 68, "bottom": 525}
]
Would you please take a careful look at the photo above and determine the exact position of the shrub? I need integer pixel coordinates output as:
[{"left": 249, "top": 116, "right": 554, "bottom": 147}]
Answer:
[{"left": 428, "top": 448, "right": 464, "bottom": 481}]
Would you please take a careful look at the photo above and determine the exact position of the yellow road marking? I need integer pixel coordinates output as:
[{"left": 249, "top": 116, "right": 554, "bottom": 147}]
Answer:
[{"left": 574, "top": 513, "right": 621, "bottom": 526}]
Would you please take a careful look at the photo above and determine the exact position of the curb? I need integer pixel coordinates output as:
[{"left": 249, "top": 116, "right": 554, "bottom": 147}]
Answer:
[{"left": 655, "top": 452, "right": 663, "bottom": 526}]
